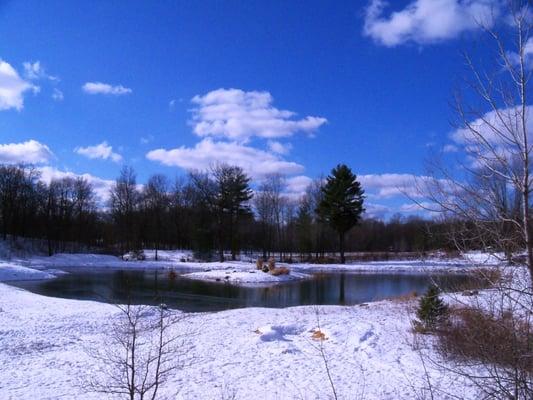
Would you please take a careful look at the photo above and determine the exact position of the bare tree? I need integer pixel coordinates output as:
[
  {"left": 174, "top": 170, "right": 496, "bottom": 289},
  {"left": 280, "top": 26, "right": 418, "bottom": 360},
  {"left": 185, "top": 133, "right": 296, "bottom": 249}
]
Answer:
[
  {"left": 87, "top": 303, "right": 191, "bottom": 400},
  {"left": 254, "top": 174, "right": 286, "bottom": 261},
  {"left": 110, "top": 166, "right": 140, "bottom": 256},
  {"left": 417, "top": 2, "right": 533, "bottom": 281},
  {"left": 411, "top": 3, "right": 533, "bottom": 398},
  {"left": 142, "top": 174, "right": 170, "bottom": 261}
]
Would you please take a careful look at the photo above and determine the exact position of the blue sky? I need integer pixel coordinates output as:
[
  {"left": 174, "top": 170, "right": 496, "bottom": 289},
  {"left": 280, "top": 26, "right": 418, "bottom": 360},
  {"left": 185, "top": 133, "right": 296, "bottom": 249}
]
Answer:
[{"left": 0, "top": 0, "right": 505, "bottom": 217}]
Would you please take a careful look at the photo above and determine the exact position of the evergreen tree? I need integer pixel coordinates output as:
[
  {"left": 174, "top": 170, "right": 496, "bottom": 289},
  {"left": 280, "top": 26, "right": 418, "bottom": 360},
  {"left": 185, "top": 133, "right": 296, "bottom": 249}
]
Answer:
[
  {"left": 212, "top": 164, "right": 253, "bottom": 261},
  {"left": 317, "top": 164, "right": 364, "bottom": 264},
  {"left": 416, "top": 285, "right": 448, "bottom": 330}
]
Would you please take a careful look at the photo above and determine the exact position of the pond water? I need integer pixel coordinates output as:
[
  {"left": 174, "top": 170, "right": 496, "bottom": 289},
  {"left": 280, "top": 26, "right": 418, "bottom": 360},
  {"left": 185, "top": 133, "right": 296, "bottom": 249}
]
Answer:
[{"left": 9, "top": 268, "right": 477, "bottom": 312}]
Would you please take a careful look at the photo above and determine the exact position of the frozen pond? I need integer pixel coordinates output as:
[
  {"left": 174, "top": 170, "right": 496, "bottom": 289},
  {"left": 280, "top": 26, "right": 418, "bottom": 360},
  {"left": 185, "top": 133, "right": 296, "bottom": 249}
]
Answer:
[{"left": 9, "top": 268, "right": 477, "bottom": 312}]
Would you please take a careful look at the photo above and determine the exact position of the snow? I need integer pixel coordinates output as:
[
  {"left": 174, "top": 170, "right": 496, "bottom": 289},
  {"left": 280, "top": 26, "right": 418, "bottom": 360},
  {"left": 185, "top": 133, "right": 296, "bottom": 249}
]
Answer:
[
  {"left": 0, "top": 243, "right": 508, "bottom": 399},
  {"left": 0, "top": 261, "right": 57, "bottom": 281},
  {"left": 135, "top": 249, "right": 193, "bottom": 262},
  {"left": 183, "top": 268, "right": 311, "bottom": 286},
  {"left": 462, "top": 251, "right": 506, "bottom": 266},
  {"left": 0, "top": 282, "right": 476, "bottom": 400}
]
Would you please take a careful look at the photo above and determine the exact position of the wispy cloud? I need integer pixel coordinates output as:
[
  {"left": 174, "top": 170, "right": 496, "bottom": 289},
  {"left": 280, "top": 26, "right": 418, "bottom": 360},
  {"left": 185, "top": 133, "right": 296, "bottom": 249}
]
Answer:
[
  {"left": 75, "top": 141, "right": 123, "bottom": 163},
  {"left": 82, "top": 82, "right": 132, "bottom": 95},
  {"left": 140, "top": 135, "right": 154, "bottom": 145},
  {"left": 52, "top": 88, "right": 64, "bottom": 101},
  {"left": 23, "top": 61, "right": 59, "bottom": 81}
]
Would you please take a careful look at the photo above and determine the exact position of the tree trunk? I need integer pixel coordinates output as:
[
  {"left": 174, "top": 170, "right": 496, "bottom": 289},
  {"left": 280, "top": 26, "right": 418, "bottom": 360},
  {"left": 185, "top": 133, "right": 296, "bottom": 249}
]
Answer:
[
  {"left": 339, "top": 273, "right": 345, "bottom": 303},
  {"left": 339, "top": 231, "right": 345, "bottom": 264}
]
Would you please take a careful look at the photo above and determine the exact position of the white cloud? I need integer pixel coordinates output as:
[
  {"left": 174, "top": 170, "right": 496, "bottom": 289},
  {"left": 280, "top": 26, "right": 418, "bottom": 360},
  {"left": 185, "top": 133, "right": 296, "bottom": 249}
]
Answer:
[
  {"left": 82, "top": 82, "right": 132, "bottom": 96},
  {"left": 359, "top": 173, "right": 420, "bottom": 199},
  {"left": 0, "top": 140, "right": 53, "bottom": 164},
  {"left": 451, "top": 105, "right": 533, "bottom": 148},
  {"left": 443, "top": 144, "right": 459, "bottom": 152},
  {"left": 0, "top": 60, "right": 38, "bottom": 110},
  {"left": 267, "top": 140, "right": 292, "bottom": 155},
  {"left": 22, "top": 61, "right": 58, "bottom": 81},
  {"left": 285, "top": 175, "right": 313, "bottom": 195},
  {"left": 363, "top": 0, "right": 498, "bottom": 47},
  {"left": 399, "top": 201, "right": 439, "bottom": 213},
  {"left": 52, "top": 88, "right": 64, "bottom": 101},
  {"left": 75, "top": 141, "right": 123, "bottom": 163},
  {"left": 140, "top": 135, "right": 154, "bottom": 145},
  {"left": 146, "top": 138, "right": 304, "bottom": 179},
  {"left": 38, "top": 166, "right": 114, "bottom": 203},
  {"left": 507, "top": 38, "right": 533, "bottom": 69},
  {"left": 364, "top": 203, "right": 392, "bottom": 219},
  {"left": 190, "top": 88, "right": 327, "bottom": 142}
]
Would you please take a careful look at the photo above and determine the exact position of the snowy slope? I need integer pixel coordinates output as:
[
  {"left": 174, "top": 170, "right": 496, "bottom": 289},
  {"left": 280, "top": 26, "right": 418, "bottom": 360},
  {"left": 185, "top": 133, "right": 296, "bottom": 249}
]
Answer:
[
  {"left": 0, "top": 282, "right": 476, "bottom": 400},
  {"left": 0, "top": 261, "right": 56, "bottom": 281}
]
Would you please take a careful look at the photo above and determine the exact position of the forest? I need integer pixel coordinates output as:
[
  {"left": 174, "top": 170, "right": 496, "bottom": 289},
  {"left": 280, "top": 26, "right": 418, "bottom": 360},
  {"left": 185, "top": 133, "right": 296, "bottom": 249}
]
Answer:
[{"left": 0, "top": 162, "right": 453, "bottom": 261}]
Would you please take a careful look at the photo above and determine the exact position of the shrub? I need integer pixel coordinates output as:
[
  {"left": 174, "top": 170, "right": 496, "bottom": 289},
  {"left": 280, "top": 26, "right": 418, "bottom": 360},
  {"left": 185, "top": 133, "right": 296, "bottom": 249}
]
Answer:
[
  {"left": 268, "top": 257, "right": 276, "bottom": 271},
  {"left": 389, "top": 290, "right": 418, "bottom": 303},
  {"left": 436, "top": 306, "right": 533, "bottom": 398},
  {"left": 270, "top": 267, "right": 290, "bottom": 276},
  {"left": 416, "top": 285, "right": 448, "bottom": 331}
]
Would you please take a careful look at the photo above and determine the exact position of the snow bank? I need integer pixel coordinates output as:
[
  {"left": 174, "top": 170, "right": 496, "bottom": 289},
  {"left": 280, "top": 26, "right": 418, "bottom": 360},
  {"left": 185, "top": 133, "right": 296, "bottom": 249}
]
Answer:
[
  {"left": 291, "top": 258, "right": 477, "bottom": 274},
  {"left": 0, "top": 282, "right": 477, "bottom": 400},
  {"left": 462, "top": 251, "right": 505, "bottom": 266},
  {"left": 183, "top": 269, "right": 310, "bottom": 286},
  {"left": 131, "top": 249, "right": 194, "bottom": 262},
  {"left": 0, "top": 261, "right": 57, "bottom": 281}
]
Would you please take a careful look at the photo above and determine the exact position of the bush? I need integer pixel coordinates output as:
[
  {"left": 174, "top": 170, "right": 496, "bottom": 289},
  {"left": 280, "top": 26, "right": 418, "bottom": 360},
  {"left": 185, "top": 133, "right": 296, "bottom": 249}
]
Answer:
[
  {"left": 416, "top": 285, "right": 448, "bottom": 331},
  {"left": 270, "top": 266, "right": 290, "bottom": 276},
  {"left": 436, "top": 306, "right": 533, "bottom": 398}
]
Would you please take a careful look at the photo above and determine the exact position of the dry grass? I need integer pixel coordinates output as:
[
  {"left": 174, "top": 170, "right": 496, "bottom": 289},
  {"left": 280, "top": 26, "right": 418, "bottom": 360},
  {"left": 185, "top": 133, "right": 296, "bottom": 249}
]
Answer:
[
  {"left": 168, "top": 270, "right": 177, "bottom": 280},
  {"left": 388, "top": 290, "right": 418, "bottom": 304},
  {"left": 468, "top": 268, "right": 502, "bottom": 288},
  {"left": 436, "top": 306, "right": 533, "bottom": 373},
  {"left": 268, "top": 257, "right": 276, "bottom": 271},
  {"left": 270, "top": 266, "right": 290, "bottom": 276},
  {"left": 311, "top": 329, "right": 328, "bottom": 341},
  {"left": 256, "top": 258, "right": 264, "bottom": 270}
]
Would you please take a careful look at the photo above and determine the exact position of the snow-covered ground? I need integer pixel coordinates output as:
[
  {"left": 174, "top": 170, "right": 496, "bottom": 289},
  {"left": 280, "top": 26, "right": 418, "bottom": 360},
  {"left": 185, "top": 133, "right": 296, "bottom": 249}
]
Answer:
[
  {"left": 183, "top": 268, "right": 311, "bottom": 285},
  {"left": 0, "top": 261, "right": 56, "bottom": 281},
  {"left": 0, "top": 249, "right": 496, "bottom": 286},
  {"left": 0, "top": 246, "right": 512, "bottom": 399},
  {"left": 0, "top": 282, "right": 477, "bottom": 400}
]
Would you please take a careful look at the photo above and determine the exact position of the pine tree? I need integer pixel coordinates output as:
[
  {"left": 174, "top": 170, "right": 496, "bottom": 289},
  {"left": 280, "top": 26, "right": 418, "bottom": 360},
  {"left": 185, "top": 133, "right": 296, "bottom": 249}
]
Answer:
[
  {"left": 416, "top": 285, "right": 448, "bottom": 330},
  {"left": 212, "top": 164, "right": 253, "bottom": 262},
  {"left": 317, "top": 164, "right": 365, "bottom": 264}
]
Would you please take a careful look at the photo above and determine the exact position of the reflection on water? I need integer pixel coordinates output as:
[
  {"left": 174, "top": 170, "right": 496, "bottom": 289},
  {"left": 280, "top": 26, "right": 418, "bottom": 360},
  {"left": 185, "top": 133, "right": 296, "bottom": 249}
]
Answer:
[{"left": 10, "top": 268, "right": 474, "bottom": 312}]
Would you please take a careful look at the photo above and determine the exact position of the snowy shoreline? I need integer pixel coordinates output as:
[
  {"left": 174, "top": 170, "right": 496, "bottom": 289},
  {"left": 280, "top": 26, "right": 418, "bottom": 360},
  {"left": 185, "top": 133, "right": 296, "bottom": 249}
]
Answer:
[
  {"left": 0, "top": 250, "right": 508, "bottom": 398},
  {"left": 0, "top": 281, "right": 479, "bottom": 399},
  {"left": 0, "top": 250, "right": 498, "bottom": 285}
]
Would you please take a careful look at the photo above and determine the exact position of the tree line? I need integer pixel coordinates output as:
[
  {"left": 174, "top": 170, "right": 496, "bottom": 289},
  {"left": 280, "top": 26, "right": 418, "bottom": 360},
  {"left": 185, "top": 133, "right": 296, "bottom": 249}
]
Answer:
[{"left": 0, "top": 162, "right": 455, "bottom": 261}]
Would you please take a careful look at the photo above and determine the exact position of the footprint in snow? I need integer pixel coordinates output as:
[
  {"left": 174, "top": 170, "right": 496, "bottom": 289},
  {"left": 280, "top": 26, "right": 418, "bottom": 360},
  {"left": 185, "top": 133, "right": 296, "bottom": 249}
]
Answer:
[{"left": 257, "top": 324, "right": 303, "bottom": 342}]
